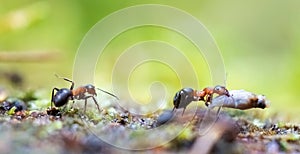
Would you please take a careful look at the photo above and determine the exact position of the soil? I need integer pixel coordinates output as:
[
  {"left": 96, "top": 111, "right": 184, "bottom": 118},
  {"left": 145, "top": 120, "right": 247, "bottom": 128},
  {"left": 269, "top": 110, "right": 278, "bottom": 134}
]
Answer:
[{"left": 0, "top": 89, "right": 299, "bottom": 154}]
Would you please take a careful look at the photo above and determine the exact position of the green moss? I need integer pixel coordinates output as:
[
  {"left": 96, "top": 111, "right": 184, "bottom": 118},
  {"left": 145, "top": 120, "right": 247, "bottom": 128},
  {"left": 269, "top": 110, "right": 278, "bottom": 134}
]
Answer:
[
  {"left": 7, "top": 106, "right": 16, "bottom": 115},
  {"left": 177, "top": 126, "right": 195, "bottom": 141}
]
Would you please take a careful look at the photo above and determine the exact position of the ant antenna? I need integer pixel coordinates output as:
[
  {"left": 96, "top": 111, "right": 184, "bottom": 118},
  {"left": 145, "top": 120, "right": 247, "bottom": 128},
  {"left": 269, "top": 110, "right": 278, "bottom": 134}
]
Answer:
[
  {"left": 54, "top": 73, "right": 62, "bottom": 79},
  {"left": 97, "top": 88, "right": 119, "bottom": 100},
  {"left": 224, "top": 72, "right": 229, "bottom": 87},
  {"left": 54, "top": 74, "right": 74, "bottom": 85},
  {"left": 55, "top": 74, "right": 71, "bottom": 81},
  {"left": 54, "top": 74, "right": 70, "bottom": 81}
]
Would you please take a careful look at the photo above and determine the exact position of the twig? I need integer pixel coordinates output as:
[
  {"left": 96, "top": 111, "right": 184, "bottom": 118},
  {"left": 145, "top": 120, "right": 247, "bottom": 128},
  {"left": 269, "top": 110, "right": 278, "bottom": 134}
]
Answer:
[{"left": 0, "top": 51, "right": 60, "bottom": 62}]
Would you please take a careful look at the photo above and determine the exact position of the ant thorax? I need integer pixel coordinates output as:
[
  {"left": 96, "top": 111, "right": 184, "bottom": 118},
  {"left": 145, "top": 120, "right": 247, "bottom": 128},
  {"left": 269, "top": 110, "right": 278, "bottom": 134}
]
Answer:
[{"left": 72, "top": 84, "right": 97, "bottom": 100}]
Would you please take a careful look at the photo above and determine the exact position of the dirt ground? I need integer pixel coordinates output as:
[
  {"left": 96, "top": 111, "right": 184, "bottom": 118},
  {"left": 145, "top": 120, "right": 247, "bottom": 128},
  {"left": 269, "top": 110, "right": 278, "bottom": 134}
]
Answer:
[{"left": 0, "top": 88, "right": 299, "bottom": 154}]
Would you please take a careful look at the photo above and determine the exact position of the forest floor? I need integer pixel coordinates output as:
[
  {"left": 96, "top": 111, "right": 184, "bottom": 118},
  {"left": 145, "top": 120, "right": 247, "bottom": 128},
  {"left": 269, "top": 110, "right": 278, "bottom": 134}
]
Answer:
[{"left": 0, "top": 88, "right": 299, "bottom": 154}]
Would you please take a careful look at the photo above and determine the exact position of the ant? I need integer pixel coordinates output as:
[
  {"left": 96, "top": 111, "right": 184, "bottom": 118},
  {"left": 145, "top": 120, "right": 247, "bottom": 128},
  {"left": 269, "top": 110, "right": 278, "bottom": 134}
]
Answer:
[
  {"left": 172, "top": 85, "right": 230, "bottom": 115},
  {"left": 51, "top": 75, "right": 119, "bottom": 114}
]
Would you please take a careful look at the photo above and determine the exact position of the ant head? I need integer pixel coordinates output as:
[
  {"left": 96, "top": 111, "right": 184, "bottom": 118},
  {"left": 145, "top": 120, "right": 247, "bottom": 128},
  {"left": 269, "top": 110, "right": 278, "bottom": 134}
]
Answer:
[
  {"left": 213, "top": 85, "right": 230, "bottom": 96},
  {"left": 85, "top": 84, "right": 97, "bottom": 96}
]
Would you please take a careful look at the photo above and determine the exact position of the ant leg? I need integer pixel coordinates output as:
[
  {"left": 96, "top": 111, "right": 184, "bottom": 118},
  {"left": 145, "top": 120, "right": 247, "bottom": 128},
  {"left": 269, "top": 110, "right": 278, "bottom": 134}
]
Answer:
[
  {"left": 172, "top": 106, "right": 176, "bottom": 112},
  {"left": 205, "top": 95, "right": 212, "bottom": 106},
  {"left": 91, "top": 96, "right": 101, "bottom": 113},
  {"left": 70, "top": 96, "right": 75, "bottom": 109},
  {"left": 82, "top": 96, "right": 101, "bottom": 114},
  {"left": 215, "top": 106, "right": 222, "bottom": 120},
  {"left": 182, "top": 108, "right": 186, "bottom": 116},
  {"left": 51, "top": 88, "right": 59, "bottom": 108},
  {"left": 84, "top": 98, "right": 88, "bottom": 114},
  {"left": 70, "top": 100, "right": 75, "bottom": 109}
]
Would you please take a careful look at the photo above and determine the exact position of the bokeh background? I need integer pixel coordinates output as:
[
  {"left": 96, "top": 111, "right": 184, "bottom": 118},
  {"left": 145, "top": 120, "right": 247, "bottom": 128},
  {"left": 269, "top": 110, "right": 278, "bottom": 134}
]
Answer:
[{"left": 0, "top": 1, "right": 299, "bottom": 121}]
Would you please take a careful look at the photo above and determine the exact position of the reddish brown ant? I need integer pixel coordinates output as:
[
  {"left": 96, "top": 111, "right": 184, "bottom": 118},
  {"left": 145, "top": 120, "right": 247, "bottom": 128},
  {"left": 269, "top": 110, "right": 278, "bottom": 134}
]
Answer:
[
  {"left": 51, "top": 75, "right": 119, "bottom": 114},
  {"left": 172, "top": 86, "right": 269, "bottom": 136},
  {"left": 173, "top": 85, "right": 230, "bottom": 115}
]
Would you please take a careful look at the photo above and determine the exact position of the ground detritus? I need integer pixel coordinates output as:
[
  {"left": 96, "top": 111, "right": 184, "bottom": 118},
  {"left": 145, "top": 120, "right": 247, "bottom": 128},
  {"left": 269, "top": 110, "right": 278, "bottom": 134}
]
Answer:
[{"left": 0, "top": 90, "right": 299, "bottom": 153}]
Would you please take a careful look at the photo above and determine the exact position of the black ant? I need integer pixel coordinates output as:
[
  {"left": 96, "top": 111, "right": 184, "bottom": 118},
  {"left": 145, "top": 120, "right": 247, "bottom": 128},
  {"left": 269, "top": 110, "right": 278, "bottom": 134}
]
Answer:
[
  {"left": 51, "top": 75, "right": 119, "bottom": 114},
  {"left": 173, "top": 85, "right": 230, "bottom": 115}
]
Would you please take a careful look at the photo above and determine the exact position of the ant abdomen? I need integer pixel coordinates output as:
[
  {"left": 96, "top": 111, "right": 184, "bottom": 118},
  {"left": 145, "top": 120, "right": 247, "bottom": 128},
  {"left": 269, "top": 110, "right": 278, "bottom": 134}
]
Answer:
[
  {"left": 173, "top": 88, "right": 198, "bottom": 115},
  {"left": 53, "top": 88, "right": 72, "bottom": 107}
]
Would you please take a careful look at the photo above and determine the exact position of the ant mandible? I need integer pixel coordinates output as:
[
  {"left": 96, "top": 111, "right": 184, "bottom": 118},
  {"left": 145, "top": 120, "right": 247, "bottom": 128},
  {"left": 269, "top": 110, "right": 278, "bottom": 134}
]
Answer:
[
  {"left": 51, "top": 75, "right": 119, "bottom": 114},
  {"left": 172, "top": 85, "right": 230, "bottom": 115}
]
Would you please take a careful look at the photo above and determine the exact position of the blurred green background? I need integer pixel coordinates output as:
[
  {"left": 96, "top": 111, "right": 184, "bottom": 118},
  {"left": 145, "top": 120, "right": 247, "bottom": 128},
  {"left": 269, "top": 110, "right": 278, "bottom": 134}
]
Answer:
[{"left": 0, "top": 1, "right": 299, "bottom": 121}]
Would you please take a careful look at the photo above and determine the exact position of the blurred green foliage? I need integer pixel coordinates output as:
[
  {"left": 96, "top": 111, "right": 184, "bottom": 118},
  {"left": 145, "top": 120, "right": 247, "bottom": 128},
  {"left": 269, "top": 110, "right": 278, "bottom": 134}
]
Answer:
[{"left": 0, "top": 1, "right": 300, "bottom": 120}]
